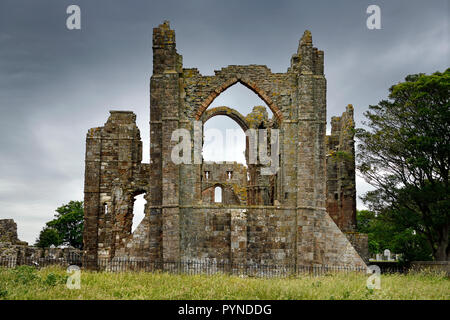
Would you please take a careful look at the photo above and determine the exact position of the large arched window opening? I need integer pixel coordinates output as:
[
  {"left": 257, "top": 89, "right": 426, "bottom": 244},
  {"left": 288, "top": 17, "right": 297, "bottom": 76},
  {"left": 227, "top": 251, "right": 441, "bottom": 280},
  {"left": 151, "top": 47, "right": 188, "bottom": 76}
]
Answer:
[
  {"left": 200, "top": 83, "right": 277, "bottom": 206},
  {"left": 195, "top": 80, "right": 281, "bottom": 122},
  {"left": 203, "top": 116, "right": 246, "bottom": 164},
  {"left": 208, "top": 83, "right": 273, "bottom": 119},
  {"left": 202, "top": 83, "right": 274, "bottom": 165}
]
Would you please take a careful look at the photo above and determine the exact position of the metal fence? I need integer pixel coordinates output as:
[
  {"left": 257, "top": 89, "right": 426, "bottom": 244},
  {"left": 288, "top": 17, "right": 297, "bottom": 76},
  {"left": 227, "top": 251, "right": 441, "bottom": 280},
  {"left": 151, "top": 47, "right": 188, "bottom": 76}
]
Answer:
[
  {"left": 97, "top": 259, "right": 370, "bottom": 277},
  {"left": 0, "top": 255, "right": 394, "bottom": 277}
]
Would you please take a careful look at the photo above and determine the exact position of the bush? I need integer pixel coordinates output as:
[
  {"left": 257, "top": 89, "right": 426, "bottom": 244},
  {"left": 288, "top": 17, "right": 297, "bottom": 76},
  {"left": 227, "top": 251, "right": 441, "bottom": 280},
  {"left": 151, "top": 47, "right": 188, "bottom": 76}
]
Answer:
[
  {"left": 13, "top": 265, "right": 37, "bottom": 284},
  {"left": 44, "top": 273, "right": 57, "bottom": 286},
  {"left": 0, "top": 287, "right": 8, "bottom": 298}
]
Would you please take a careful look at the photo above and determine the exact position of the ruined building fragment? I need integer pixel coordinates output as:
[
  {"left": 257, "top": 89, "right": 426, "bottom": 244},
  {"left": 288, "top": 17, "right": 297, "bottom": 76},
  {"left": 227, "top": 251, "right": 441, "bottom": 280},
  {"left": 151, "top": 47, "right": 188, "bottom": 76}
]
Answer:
[{"left": 83, "top": 21, "right": 368, "bottom": 269}]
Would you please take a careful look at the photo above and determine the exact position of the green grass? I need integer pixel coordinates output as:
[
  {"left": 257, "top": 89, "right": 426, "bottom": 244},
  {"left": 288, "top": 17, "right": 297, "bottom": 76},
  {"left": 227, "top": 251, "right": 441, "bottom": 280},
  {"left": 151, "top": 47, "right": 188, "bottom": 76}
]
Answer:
[{"left": 0, "top": 266, "right": 448, "bottom": 300}]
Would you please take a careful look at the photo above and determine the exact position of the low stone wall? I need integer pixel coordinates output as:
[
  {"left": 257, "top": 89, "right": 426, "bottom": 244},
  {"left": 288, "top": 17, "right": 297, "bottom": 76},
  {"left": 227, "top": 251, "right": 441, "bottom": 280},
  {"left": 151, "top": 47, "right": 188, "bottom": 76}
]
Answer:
[
  {"left": 410, "top": 261, "right": 450, "bottom": 276},
  {"left": 0, "top": 218, "right": 82, "bottom": 264},
  {"left": 0, "top": 242, "right": 81, "bottom": 261}
]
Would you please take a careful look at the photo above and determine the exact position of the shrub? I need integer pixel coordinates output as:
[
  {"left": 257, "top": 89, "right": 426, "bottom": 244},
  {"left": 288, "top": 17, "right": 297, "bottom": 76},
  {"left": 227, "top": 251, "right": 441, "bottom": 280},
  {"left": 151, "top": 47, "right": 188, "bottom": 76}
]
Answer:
[
  {"left": 44, "top": 273, "right": 57, "bottom": 286},
  {"left": 0, "top": 287, "right": 8, "bottom": 298},
  {"left": 13, "top": 265, "right": 37, "bottom": 284}
]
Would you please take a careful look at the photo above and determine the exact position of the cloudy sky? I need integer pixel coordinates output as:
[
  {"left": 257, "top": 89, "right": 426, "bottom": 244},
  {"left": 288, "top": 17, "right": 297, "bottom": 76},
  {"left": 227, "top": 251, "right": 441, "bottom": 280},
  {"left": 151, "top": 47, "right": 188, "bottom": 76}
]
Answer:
[{"left": 0, "top": 0, "right": 448, "bottom": 243}]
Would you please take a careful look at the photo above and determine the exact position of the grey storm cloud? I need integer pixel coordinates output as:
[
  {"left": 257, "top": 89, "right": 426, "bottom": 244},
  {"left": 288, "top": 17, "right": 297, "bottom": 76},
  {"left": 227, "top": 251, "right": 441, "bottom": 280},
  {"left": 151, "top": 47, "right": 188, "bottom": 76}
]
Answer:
[{"left": 0, "top": 0, "right": 448, "bottom": 243}]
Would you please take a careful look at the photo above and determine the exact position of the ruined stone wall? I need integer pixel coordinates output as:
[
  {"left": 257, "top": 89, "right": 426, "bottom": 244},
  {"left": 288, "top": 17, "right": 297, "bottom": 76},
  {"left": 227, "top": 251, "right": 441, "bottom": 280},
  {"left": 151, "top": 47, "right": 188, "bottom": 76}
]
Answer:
[
  {"left": 0, "top": 219, "right": 81, "bottom": 263},
  {"left": 325, "top": 106, "right": 369, "bottom": 262},
  {"left": 0, "top": 243, "right": 81, "bottom": 261},
  {"left": 246, "top": 208, "right": 296, "bottom": 265},
  {"left": 345, "top": 232, "right": 369, "bottom": 264},
  {"left": 177, "top": 205, "right": 365, "bottom": 267},
  {"left": 0, "top": 219, "right": 26, "bottom": 245},
  {"left": 179, "top": 207, "right": 296, "bottom": 266},
  {"left": 326, "top": 104, "right": 357, "bottom": 232},
  {"left": 245, "top": 106, "right": 276, "bottom": 206},
  {"left": 83, "top": 21, "right": 366, "bottom": 269},
  {"left": 83, "top": 111, "right": 150, "bottom": 265},
  {"left": 179, "top": 207, "right": 232, "bottom": 263},
  {"left": 201, "top": 162, "right": 247, "bottom": 205}
]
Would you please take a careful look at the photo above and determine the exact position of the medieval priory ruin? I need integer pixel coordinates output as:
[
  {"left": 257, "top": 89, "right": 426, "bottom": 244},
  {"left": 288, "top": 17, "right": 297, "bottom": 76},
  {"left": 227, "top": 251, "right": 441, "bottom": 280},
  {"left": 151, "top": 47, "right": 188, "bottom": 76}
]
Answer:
[{"left": 1, "top": 21, "right": 369, "bottom": 270}]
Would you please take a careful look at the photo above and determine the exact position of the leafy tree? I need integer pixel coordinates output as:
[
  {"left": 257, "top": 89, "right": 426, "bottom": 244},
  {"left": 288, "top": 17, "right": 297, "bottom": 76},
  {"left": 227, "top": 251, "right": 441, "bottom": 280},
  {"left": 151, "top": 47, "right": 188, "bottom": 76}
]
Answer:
[
  {"left": 35, "top": 201, "right": 84, "bottom": 249},
  {"left": 35, "top": 227, "right": 61, "bottom": 248},
  {"left": 356, "top": 69, "right": 449, "bottom": 261},
  {"left": 357, "top": 210, "right": 432, "bottom": 263}
]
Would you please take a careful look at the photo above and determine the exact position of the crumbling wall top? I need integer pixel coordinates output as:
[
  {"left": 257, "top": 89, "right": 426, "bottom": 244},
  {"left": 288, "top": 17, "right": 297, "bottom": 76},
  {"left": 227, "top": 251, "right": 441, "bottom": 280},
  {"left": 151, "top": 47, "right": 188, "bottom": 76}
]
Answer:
[{"left": 0, "top": 219, "right": 27, "bottom": 245}]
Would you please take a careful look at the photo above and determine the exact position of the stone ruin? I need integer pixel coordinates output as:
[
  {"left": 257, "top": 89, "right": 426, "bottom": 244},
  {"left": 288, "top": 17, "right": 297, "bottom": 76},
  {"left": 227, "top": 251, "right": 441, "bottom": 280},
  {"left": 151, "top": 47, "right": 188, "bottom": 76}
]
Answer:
[
  {"left": 0, "top": 219, "right": 81, "bottom": 264},
  {"left": 0, "top": 219, "right": 27, "bottom": 247},
  {"left": 82, "top": 21, "right": 368, "bottom": 269}
]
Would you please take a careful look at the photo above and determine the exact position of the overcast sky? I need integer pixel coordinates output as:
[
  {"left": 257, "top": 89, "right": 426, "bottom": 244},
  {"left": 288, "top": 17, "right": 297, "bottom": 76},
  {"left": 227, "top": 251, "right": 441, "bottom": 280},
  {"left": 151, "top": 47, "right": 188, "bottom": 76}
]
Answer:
[{"left": 0, "top": 0, "right": 448, "bottom": 244}]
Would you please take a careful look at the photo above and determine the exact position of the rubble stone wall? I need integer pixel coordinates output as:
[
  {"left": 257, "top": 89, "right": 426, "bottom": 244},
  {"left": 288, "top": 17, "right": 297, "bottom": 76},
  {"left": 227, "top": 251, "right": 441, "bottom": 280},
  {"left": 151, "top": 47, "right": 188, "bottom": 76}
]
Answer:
[
  {"left": 0, "top": 219, "right": 25, "bottom": 245},
  {"left": 345, "top": 232, "right": 369, "bottom": 264},
  {"left": 326, "top": 105, "right": 357, "bottom": 232},
  {"left": 0, "top": 219, "right": 81, "bottom": 263}
]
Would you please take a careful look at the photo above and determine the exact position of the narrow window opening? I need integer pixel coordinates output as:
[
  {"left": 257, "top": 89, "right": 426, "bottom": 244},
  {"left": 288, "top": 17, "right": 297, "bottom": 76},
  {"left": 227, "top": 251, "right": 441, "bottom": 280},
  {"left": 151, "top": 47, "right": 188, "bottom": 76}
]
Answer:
[
  {"left": 132, "top": 194, "right": 146, "bottom": 232},
  {"left": 214, "top": 186, "right": 222, "bottom": 203}
]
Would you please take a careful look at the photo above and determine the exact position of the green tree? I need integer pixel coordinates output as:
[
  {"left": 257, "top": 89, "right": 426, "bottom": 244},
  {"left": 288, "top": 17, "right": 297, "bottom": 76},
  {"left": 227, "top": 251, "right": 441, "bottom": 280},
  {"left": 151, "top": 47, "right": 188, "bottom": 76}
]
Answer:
[
  {"left": 357, "top": 210, "right": 432, "bottom": 262},
  {"left": 35, "top": 227, "right": 61, "bottom": 248},
  {"left": 35, "top": 201, "right": 84, "bottom": 249},
  {"left": 356, "top": 69, "right": 449, "bottom": 261}
]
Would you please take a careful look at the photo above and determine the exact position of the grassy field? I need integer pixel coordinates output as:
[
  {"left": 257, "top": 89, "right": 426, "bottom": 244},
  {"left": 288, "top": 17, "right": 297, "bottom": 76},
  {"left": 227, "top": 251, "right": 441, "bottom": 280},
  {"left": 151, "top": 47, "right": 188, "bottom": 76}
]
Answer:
[{"left": 0, "top": 266, "right": 448, "bottom": 300}]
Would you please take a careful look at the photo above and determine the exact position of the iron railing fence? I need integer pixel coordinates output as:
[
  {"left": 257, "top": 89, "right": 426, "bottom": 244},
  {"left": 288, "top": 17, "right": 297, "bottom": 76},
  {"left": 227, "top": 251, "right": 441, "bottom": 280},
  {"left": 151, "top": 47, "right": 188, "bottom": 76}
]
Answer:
[
  {"left": 367, "top": 261, "right": 408, "bottom": 274},
  {"left": 0, "top": 256, "right": 404, "bottom": 277}
]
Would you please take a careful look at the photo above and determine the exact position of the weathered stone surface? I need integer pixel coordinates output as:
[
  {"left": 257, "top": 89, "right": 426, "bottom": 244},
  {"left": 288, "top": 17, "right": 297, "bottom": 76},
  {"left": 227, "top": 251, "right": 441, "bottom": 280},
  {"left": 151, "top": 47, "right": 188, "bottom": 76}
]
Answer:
[
  {"left": 345, "top": 232, "right": 369, "bottom": 264},
  {"left": 82, "top": 111, "right": 150, "bottom": 269},
  {"left": 83, "top": 21, "right": 367, "bottom": 269},
  {"left": 0, "top": 242, "right": 81, "bottom": 262},
  {"left": 0, "top": 219, "right": 81, "bottom": 262},
  {"left": 326, "top": 104, "right": 357, "bottom": 232},
  {"left": 0, "top": 219, "right": 26, "bottom": 245},
  {"left": 201, "top": 162, "right": 247, "bottom": 205},
  {"left": 324, "top": 105, "right": 369, "bottom": 262}
]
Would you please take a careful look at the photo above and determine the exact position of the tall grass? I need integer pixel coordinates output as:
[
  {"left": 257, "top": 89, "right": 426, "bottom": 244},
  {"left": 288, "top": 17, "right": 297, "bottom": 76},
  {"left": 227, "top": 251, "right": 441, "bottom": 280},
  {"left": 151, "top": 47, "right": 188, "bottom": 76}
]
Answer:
[{"left": 0, "top": 266, "right": 448, "bottom": 300}]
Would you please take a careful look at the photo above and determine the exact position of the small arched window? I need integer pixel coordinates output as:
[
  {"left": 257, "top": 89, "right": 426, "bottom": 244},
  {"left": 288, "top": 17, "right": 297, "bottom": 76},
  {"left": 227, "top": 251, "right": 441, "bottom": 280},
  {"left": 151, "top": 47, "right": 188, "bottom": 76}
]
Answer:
[{"left": 214, "top": 186, "right": 222, "bottom": 203}]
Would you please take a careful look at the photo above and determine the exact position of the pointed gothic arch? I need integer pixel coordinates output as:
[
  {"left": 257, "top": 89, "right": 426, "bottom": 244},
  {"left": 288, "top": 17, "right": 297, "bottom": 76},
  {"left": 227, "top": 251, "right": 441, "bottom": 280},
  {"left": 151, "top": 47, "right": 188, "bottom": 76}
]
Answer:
[
  {"left": 195, "top": 77, "right": 283, "bottom": 122},
  {"left": 201, "top": 106, "right": 249, "bottom": 131}
]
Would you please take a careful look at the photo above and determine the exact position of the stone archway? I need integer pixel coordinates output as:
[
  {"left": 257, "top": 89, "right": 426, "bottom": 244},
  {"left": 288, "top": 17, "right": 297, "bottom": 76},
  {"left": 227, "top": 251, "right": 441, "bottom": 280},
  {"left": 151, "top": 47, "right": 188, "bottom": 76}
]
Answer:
[
  {"left": 194, "top": 78, "right": 283, "bottom": 122},
  {"left": 201, "top": 106, "right": 250, "bottom": 132}
]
